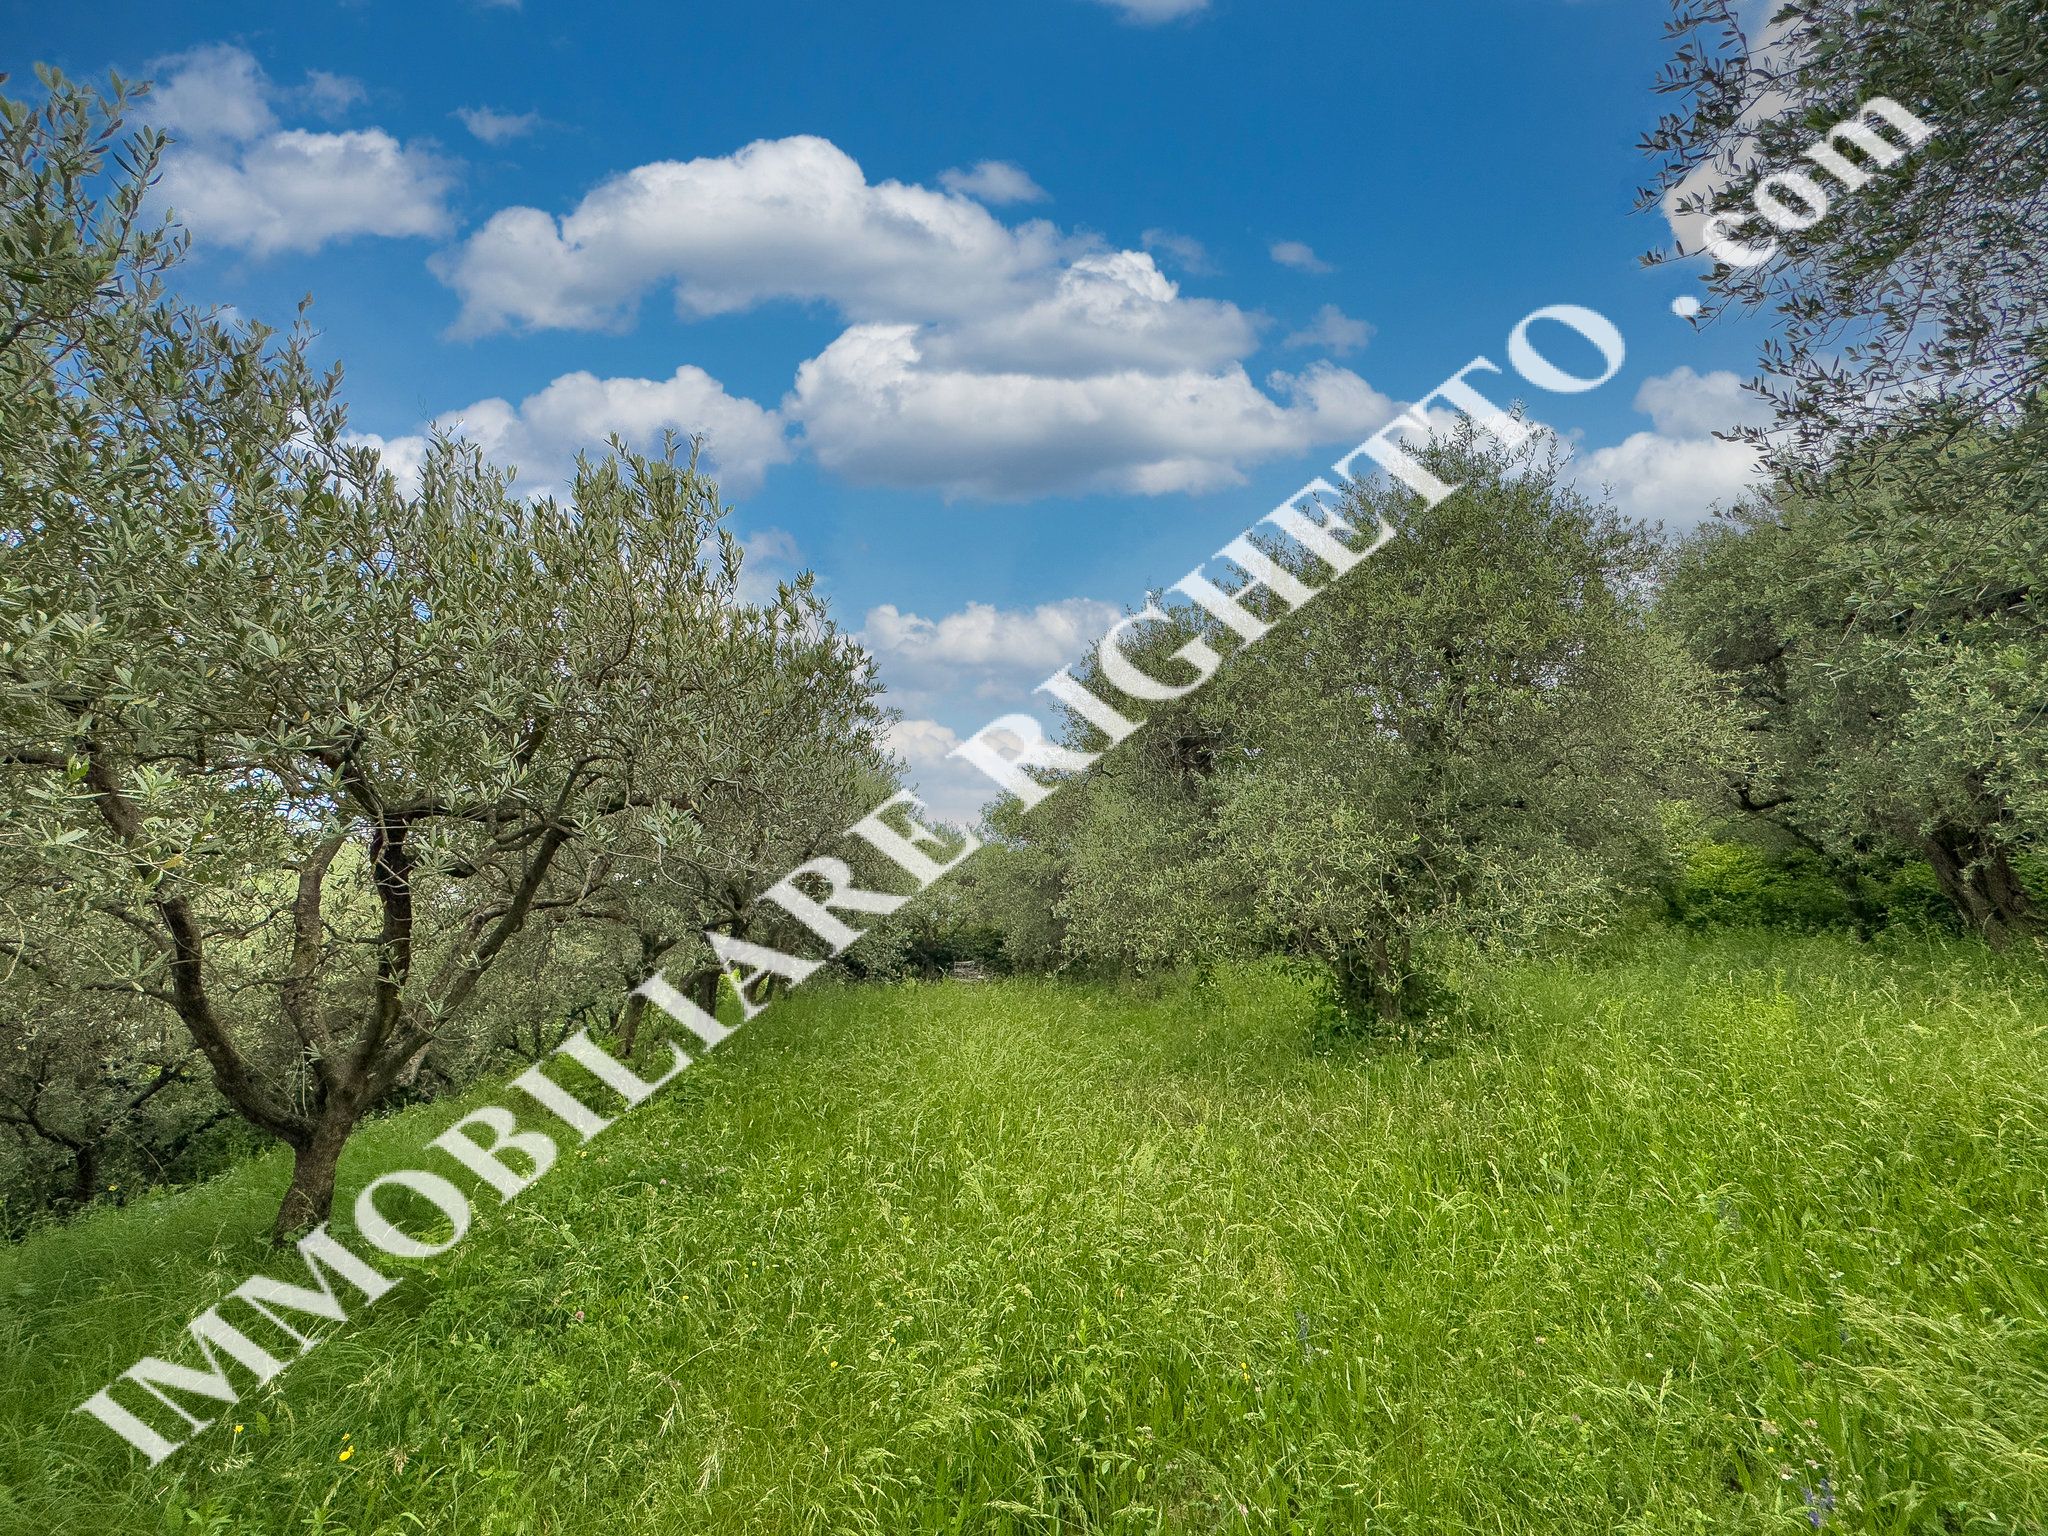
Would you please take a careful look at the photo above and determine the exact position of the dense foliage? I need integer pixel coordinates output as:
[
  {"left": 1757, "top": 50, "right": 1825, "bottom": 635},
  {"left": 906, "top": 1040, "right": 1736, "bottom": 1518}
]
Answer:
[
  {"left": 1662, "top": 420, "right": 2046, "bottom": 947},
  {"left": 1639, "top": 0, "right": 2047, "bottom": 954},
  {"left": 967, "top": 433, "right": 1724, "bottom": 1024},
  {"left": 2, "top": 0, "right": 2043, "bottom": 1290},
  {"left": 0, "top": 73, "right": 891, "bottom": 1236},
  {"left": 1642, "top": 0, "right": 2048, "bottom": 473}
]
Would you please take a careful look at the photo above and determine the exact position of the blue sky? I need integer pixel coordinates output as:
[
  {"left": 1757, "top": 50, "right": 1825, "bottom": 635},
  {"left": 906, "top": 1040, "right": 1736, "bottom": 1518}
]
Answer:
[{"left": 8, "top": 0, "right": 1774, "bottom": 819}]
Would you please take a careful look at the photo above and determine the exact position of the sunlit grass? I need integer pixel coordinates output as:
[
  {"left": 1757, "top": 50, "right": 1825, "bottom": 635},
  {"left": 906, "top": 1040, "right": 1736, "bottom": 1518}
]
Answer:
[{"left": 1, "top": 930, "right": 2044, "bottom": 1533}]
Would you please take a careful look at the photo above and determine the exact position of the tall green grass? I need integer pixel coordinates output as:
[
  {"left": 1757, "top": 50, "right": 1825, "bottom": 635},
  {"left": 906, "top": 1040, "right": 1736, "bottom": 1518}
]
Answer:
[{"left": 1, "top": 931, "right": 2043, "bottom": 1534}]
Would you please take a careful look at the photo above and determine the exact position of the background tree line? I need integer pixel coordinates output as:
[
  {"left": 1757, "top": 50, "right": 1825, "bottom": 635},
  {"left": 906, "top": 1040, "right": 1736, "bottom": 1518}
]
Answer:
[{"left": 950, "top": 0, "right": 2046, "bottom": 1008}]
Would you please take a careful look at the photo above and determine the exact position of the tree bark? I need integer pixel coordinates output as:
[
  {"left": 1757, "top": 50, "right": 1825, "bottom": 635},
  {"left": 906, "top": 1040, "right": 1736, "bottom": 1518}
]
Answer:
[
  {"left": 272, "top": 1110, "right": 355, "bottom": 1245},
  {"left": 617, "top": 931, "right": 670, "bottom": 1058},
  {"left": 68, "top": 1141, "right": 100, "bottom": 1208},
  {"left": 1334, "top": 947, "right": 1403, "bottom": 1027},
  {"left": 1976, "top": 845, "right": 2044, "bottom": 948},
  {"left": 619, "top": 966, "right": 719, "bottom": 1057},
  {"left": 79, "top": 751, "right": 304, "bottom": 1143},
  {"left": 1921, "top": 828, "right": 2044, "bottom": 950},
  {"left": 617, "top": 992, "right": 648, "bottom": 1058}
]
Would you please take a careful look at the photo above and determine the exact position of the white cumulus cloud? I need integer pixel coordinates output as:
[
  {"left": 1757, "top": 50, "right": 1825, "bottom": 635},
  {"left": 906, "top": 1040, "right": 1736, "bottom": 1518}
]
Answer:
[
  {"left": 887, "top": 717, "right": 966, "bottom": 765},
  {"left": 1141, "top": 228, "right": 1216, "bottom": 275},
  {"left": 301, "top": 71, "right": 366, "bottom": 118},
  {"left": 881, "top": 719, "right": 995, "bottom": 828},
  {"left": 1270, "top": 240, "right": 1334, "bottom": 273},
  {"left": 864, "top": 598, "right": 1137, "bottom": 823},
  {"left": 938, "top": 160, "right": 1049, "bottom": 205},
  {"left": 144, "top": 43, "right": 276, "bottom": 143},
  {"left": 160, "top": 129, "right": 454, "bottom": 256},
  {"left": 442, "top": 134, "right": 1396, "bottom": 500},
  {"left": 915, "top": 251, "right": 1257, "bottom": 378},
  {"left": 791, "top": 327, "right": 1391, "bottom": 500},
  {"left": 1577, "top": 432, "right": 1763, "bottom": 531},
  {"left": 1283, "top": 303, "right": 1374, "bottom": 356},
  {"left": 1575, "top": 367, "right": 1771, "bottom": 532},
  {"left": 353, "top": 365, "right": 790, "bottom": 500},
  {"left": 1266, "top": 360, "right": 1399, "bottom": 437},
  {"left": 456, "top": 106, "right": 541, "bottom": 145},
  {"left": 144, "top": 44, "right": 454, "bottom": 257},
  {"left": 1089, "top": 0, "right": 1211, "bottom": 21},
  {"left": 1631, "top": 365, "right": 1773, "bottom": 438},
  {"left": 863, "top": 598, "right": 1127, "bottom": 702},
  {"left": 434, "top": 134, "right": 1068, "bottom": 336},
  {"left": 783, "top": 248, "right": 1392, "bottom": 499}
]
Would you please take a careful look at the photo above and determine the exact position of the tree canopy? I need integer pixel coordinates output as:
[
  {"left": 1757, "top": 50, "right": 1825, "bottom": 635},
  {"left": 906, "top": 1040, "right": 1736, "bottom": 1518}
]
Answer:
[
  {"left": 1642, "top": 0, "right": 2048, "bottom": 470},
  {"left": 0, "top": 71, "right": 891, "bottom": 1237},
  {"left": 969, "top": 432, "right": 1723, "bottom": 1025}
]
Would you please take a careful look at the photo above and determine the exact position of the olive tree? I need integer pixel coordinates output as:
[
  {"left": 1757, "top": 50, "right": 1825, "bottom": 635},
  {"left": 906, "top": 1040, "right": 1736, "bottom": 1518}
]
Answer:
[
  {"left": 998, "top": 432, "right": 1722, "bottom": 1021},
  {"left": 1663, "top": 419, "right": 2046, "bottom": 946},
  {"left": 0, "top": 951, "right": 204, "bottom": 1215},
  {"left": 0, "top": 72, "right": 886, "bottom": 1238},
  {"left": 1641, "top": 2, "right": 2047, "bottom": 945},
  {"left": 1642, "top": 0, "right": 2048, "bottom": 473},
  {"left": 579, "top": 694, "right": 899, "bottom": 1058}
]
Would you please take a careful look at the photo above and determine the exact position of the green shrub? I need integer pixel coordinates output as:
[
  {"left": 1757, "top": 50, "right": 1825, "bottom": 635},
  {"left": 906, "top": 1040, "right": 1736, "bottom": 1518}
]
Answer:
[
  {"left": 1870, "top": 859, "right": 1966, "bottom": 935},
  {"left": 1667, "top": 839, "right": 1855, "bottom": 932}
]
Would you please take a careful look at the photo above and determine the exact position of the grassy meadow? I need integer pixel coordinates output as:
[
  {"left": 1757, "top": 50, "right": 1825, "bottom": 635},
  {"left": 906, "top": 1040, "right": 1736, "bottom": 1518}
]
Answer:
[{"left": 1, "top": 930, "right": 2045, "bottom": 1534}]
